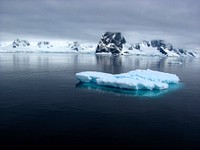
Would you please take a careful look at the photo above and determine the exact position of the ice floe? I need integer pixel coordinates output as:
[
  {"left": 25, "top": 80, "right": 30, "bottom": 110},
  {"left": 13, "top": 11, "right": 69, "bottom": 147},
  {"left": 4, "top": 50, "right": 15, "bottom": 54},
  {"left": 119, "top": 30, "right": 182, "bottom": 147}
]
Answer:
[{"left": 76, "top": 69, "right": 180, "bottom": 90}]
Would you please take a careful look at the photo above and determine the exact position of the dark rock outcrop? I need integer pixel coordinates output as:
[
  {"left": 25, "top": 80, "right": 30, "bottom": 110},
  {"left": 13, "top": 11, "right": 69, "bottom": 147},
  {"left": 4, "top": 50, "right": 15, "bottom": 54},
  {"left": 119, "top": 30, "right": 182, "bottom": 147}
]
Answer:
[
  {"left": 96, "top": 32, "right": 126, "bottom": 54},
  {"left": 37, "top": 41, "right": 53, "bottom": 48},
  {"left": 133, "top": 43, "right": 140, "bottom": 50},
  {"left": 151, "top": 40, "right": 165, "bottom": 48},
  {"left": 12, "top": 39, "right": 30, "bottom": 48},
  {"left": 150, "top": 40, "right": 173, "bottom": 54},
  {"left": 69, "top": 41, "right": 84, "bottom": 51}
]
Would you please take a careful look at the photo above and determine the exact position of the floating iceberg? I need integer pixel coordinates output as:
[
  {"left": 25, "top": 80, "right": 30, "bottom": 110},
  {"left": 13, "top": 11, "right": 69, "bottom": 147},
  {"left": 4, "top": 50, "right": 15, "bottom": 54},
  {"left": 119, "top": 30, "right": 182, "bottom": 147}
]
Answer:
[{"left": 75, "top": 69, "right": 180, "bottom": 90}]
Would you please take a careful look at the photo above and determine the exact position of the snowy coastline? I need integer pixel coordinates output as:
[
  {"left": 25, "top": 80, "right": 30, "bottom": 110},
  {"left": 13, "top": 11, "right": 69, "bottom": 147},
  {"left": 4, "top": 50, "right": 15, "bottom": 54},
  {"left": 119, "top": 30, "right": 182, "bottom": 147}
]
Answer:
[{"left": 0, "top": 39, "right": 199, "bottom": 58}]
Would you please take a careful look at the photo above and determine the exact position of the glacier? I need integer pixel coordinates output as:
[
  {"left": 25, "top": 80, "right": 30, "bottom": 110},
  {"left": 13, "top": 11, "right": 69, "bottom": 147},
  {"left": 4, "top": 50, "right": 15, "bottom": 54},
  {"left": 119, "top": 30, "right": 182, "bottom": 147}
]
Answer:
[{"left": 76, "top": 69, "right": 180, "bottom": 90}]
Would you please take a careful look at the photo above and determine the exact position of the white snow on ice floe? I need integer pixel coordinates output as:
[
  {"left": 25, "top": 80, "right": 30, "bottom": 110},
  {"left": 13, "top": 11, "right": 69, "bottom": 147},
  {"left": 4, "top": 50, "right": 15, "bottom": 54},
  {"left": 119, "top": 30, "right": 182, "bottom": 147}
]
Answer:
[{"left": 76, "top": 69, "right": 180, "bottom": 90}]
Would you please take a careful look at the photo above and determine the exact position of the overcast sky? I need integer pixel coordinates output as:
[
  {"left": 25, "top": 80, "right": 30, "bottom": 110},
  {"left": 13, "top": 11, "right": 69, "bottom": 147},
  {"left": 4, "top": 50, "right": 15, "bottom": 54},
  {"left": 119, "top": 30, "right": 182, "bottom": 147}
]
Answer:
[{"left": 0, "top": 0, "right": 200, "bottom": 49}]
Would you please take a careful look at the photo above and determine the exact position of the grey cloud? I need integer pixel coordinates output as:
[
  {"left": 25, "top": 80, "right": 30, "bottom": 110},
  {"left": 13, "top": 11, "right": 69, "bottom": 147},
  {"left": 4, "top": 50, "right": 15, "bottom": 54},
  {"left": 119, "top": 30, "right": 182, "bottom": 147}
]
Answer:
[{"left": 0, "top": 0, "right": 200, "bottom": 49}]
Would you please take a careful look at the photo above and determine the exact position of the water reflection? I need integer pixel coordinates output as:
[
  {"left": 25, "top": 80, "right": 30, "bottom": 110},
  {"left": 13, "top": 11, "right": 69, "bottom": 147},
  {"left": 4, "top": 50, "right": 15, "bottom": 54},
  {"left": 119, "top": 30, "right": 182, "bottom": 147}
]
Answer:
[
  {"left": 95, "top": 55, "right": 185, "bottom": 74},
  {"left": 0, "top": 53, "right": 193, "bottom": 74},
  {"left": 76, "top": 82, "right": 182, "bottom": 97},
  {"left": 95, "top": 55, "right": 122, "bottom": 74}
]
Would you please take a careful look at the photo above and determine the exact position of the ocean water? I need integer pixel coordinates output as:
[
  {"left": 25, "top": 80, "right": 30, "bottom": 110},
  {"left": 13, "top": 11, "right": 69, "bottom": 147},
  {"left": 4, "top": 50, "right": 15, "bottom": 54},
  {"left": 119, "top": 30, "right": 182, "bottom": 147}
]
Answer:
[{"left": 0, "top": 53, "right": 200, "bottom": 149}]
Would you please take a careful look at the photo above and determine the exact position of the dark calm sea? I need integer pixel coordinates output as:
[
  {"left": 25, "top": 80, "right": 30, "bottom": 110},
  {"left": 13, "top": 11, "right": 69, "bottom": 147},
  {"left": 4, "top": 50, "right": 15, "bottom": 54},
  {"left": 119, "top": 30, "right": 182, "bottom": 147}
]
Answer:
[{"left": 0, "top": 53, "right": 200, "bottom": 149}]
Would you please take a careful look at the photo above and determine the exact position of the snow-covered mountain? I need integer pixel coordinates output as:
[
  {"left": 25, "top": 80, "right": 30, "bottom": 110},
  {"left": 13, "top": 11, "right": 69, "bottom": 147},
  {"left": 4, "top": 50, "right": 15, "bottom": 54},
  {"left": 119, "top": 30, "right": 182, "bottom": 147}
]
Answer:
[
  {"left": 96, "top": 32, "right": 126, "bottom": 54},
  {"left": 122, "top": 40, "right": 198, "bottom": 57},
  {"left": 1, "top": 39, "right": 33, "bottom": 52},
  {"left": 13, "top": 39, "right": 30, "bottom": 48},
  {"left": 0, "top": 38, "right": 198, "bottom": 57},
  {"left": 0, "top": 39, "right": 96, "bottom": 53}
]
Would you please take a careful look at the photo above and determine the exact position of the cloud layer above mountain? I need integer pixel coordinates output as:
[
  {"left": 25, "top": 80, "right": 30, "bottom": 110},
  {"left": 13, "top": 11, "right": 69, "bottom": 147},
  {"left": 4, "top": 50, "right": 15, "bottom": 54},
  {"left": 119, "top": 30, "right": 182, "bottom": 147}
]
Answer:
[{"left": 0, "top": 0, "right": 200, "bottom": 49}]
